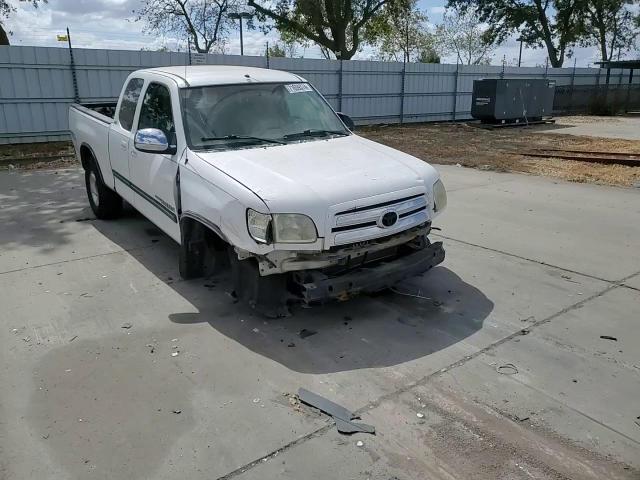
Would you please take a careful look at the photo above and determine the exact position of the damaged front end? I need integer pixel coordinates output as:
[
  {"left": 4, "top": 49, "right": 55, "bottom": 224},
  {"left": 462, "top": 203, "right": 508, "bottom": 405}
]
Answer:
[
  {"left": 292, "top": 239, "right": 444, "bottom": 303},
  {"left": 231, "top": 223, "right": 445, "bottom": 316}
]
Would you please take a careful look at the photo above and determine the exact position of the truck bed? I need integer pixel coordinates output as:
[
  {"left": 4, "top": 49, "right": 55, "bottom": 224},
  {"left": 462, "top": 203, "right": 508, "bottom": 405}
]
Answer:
[
  {"left": 70, "top": 102, "right": 117, "bottom": 124},
  {"left": 68, "top": 102, "right": 117, "bottom": 189}
]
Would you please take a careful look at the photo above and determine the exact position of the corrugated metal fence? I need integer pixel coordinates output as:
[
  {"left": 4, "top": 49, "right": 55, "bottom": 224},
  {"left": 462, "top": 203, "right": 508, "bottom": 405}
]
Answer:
[{"left": 1, "top": 45, "right": 639, "bottom": 144}]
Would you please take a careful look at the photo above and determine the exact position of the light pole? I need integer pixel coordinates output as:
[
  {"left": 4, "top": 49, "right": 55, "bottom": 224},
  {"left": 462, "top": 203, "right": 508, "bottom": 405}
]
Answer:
[
  {"left": 517, "top": 37, "right": 524, "bottom": 67},
  {"left": 230, "top": 12, "right": 252, "bottom": 55}
]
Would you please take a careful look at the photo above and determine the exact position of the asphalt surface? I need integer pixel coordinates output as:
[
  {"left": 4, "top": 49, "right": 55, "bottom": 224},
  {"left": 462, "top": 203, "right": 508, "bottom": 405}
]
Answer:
[{"left": 1, "top": 164, "right": 639, "bottom": 480}]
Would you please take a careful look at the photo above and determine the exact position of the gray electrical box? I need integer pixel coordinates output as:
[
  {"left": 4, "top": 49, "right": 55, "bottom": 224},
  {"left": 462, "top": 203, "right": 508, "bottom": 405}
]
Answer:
[{"left": 471, "top": 78, "right": 555, "bottom": 123}]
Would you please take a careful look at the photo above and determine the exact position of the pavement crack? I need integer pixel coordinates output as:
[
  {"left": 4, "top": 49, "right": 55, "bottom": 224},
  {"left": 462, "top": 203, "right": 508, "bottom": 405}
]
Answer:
[
  {"left": 500, "top": 374, "right": 640, "bottom": 446},
  {"left": 215, "top": 422, "right": 334, "bottom": 480},
  {"left": 0, "top": 246, "right": 155, "bottom": 276},
  {"left": 432, "top": 234, "right": 621, "bottom": 284},
  {"left": 445, "top": 177, "right": 520, "bottom": 193},
  {"left": 214, "top": 280, "right": 625, "bottom": 479}
]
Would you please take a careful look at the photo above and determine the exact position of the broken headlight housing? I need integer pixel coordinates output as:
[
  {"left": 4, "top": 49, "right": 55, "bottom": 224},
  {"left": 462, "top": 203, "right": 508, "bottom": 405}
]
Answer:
[
  {"left": 272, "top": 214, "right": 317, "bottom": 243},
  {"left": 247, "top": 210, "right": 318, "bottom": 244},
  {"left": 433, "top": 179, "right": 447, "bottom": 213},
  {"left": 247, "top": 209, "right": 272, "bottom": 244}
]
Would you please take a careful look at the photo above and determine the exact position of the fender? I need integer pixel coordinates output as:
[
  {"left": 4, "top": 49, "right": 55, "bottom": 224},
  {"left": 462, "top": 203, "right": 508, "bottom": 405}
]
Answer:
[
  {"left": 80, "top": 142, "right": 105, "bottom": 184},
  {"left": 180, "top": 210, "right": 228, "bottom": 244}
]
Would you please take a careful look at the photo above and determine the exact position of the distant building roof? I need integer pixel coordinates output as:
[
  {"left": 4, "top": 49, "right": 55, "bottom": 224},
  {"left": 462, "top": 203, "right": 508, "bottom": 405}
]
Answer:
[{"left": 594, "top": 60, "right": 640, "bottom": 69}]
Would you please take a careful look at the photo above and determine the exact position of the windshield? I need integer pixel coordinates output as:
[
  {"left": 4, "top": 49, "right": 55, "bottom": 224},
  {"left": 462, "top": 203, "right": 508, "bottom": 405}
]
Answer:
[{"left": 181, "top": 82, "right": 349, "bottom": 151}]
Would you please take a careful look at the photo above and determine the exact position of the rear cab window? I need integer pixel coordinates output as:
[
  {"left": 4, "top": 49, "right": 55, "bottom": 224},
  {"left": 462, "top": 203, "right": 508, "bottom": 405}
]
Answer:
[{"left": 118, "top": 78, "right": 144, "bottom": 131}]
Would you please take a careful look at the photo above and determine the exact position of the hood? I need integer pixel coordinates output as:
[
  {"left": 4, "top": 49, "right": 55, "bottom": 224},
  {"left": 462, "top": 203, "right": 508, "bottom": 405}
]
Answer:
[{"left": 193, "top": 135, "right": 437, "bottom": 213}]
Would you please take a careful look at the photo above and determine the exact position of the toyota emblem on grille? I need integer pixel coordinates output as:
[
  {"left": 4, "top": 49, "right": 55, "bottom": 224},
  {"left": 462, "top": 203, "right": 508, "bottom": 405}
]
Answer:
[{"left": 379, "top": 210, "right": 398, "bottom": 228}]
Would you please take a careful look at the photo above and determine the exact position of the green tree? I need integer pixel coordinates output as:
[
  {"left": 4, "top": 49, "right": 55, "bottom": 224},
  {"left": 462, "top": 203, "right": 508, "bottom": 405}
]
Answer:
[
  {"left": 578, "top": 0, "right": 640, "bottom": 61},
  {"left": 447, "top": 0, "right": 582, "bottom": 67},
  {"left": 0, "top": 0, "right": 46, "bottom": 46},
  {"left": 276, "top": 29, "right": 310, "bottom": 57},
  {"left": 135, "top": 0, "right": 243, "bottom": 53},
  {"left": 435, "top": 8, "right": 496, "bottom": 65},
  {"left": 268, "top": 42, "right": 287, "bottom": 57},
  {"left": 248, "top": 0, "right": 400, "bottom": 59},
  {"left": 418, "top": 48, "right": 440, "bottom": 63},
  {"left": 368, "top": 0, "right": 438, "bottom": 62}
]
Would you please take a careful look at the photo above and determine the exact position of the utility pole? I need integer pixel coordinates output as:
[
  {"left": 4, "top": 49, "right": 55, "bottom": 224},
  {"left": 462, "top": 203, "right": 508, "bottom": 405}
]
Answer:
[
  {"left": 544, "top": 56, "right": 549, "bottom": 77},
  {"left": 230, "top": 12, "right": 252, "bottom": 55},
  {"left": 265, "top": 41, "right": 270, "bottom": 68},
  {"left": 58, "top": 27, "right": 79, "bottom": 103},
  {"left": 405, "top": 3, "right": 410, "bottom": 63}
]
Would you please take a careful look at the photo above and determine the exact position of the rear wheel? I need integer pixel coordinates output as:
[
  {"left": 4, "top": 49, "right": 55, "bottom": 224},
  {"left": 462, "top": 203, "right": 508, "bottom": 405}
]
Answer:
[{"left": 85, "top": 158, "right": 122, "bottom": 219}]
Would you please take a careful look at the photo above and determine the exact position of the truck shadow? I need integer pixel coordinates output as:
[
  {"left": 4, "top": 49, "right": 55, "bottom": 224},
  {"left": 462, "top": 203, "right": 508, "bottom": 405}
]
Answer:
[
  {"left": 92, "top": 206, "right": 494, "bottom": 375},
  {"left": 0, "top": 168, "right": 86, "bottom": 254}
]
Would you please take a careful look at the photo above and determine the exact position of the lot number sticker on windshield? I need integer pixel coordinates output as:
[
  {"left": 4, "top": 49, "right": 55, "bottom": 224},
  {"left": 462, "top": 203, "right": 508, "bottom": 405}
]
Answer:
[{"left": 285, "top": 83, "right": 313, "bottom": 93}]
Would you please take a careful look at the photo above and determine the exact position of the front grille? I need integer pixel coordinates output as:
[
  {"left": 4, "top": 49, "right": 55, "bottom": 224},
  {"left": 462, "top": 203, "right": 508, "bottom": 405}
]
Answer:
[
  {"left": 332, "top": 194, "right": 428, "bottom": 241},
  {"left": 335, "top": 194, "right": 424, "bottom": 215},
  {"left": 399, "top": 205, "right": 427, "bottom": 218},
  {"left": 332, "top": 220, "right": 377, "bottom": 233},
  {"left": 328, "top": 223, "right": 429, "bottom": 252}
]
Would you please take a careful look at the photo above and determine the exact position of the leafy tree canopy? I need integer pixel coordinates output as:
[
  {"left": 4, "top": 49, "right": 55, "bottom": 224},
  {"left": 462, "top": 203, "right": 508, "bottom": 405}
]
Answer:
[
  {"left": 447, "top": 0, "right": 582, "bottom": 67},
  {"left": 1, "top": 0, "right": 46, "bottom": 46},
  {"left": 248, "top": 0, "right": 401, "bottom": 59}
]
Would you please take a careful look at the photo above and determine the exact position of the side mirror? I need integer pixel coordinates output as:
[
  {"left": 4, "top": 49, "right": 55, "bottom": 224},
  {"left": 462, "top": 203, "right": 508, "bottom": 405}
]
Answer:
[
  {"left": 337, "top": 112, "right": 355, "bottom": 130},
  {"left": 134, "top": 128, "right": 176, "bottom": 155}
]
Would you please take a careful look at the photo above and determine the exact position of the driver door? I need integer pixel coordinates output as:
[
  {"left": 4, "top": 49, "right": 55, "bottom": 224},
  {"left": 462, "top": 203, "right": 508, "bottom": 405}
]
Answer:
[{"left": 129, "top": 82, "right": 181, "bottom": 243}]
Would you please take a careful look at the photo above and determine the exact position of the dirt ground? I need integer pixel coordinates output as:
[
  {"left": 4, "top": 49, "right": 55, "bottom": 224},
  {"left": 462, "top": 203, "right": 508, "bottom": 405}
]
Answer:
[
  {"left": 360, "top": 117, "right": 640, "bottom": 187},
  {"left": 0, "top": 141, "right": 76, "bottom": 170}
]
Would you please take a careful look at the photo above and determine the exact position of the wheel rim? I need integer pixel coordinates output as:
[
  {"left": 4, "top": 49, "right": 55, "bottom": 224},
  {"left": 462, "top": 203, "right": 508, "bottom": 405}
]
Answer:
[{"left": 89, "top": 171, "right": 100, "bottom": 207}]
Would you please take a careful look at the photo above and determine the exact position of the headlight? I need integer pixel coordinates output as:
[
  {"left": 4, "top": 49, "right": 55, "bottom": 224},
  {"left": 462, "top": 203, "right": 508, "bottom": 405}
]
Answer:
[
  {"left": 246, "top": 210, "right": 318, "bottom": 244},
  {"left": 433, "top": 179, "right": 447, "bottom": 213},
  {"left": 273, "top": 214, "right": 317, "bottom": 243},
  {"left": 247, "top": 209, "right": 272, "bottom": 244}
]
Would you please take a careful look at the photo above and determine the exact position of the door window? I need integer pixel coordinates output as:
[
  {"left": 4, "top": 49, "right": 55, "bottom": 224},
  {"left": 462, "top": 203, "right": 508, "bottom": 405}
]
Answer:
[
  {"left": 118, "top": 78, "right": 144, "bottom": 131},
  {"left": 137, "top": 83, "right": 176, "bottom": 145}
]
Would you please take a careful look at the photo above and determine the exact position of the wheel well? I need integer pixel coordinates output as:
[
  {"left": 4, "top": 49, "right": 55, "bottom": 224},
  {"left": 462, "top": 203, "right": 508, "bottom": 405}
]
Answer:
[
  {"left": 79, "top": 144, "right": 93, "bottom": 171},
  {"left": 180, "top": 216, "right": 229, "bottom": 277},
  {"left": 180, "top": 216, "right": 228, "bottom": 252}
]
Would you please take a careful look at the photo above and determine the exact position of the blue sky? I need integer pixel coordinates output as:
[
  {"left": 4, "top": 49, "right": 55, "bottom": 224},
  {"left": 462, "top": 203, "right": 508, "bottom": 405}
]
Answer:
[{"left": 5, "top": 0, "right": 611, "bottom": 67}]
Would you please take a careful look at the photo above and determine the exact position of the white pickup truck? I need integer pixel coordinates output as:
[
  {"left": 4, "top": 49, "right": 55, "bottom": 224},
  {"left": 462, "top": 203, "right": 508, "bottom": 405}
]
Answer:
[{"left": 69, "top": 65, "right": 446, "bottom": 316}]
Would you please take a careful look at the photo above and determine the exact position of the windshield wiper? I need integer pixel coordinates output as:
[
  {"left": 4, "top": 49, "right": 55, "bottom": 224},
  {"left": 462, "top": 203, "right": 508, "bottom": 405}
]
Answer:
[
  {"left": 201, "top": 135, "right": 285, "bottom": 145},
  {"left": 283, "top": 129, "right": 348, "bottom": 140}
]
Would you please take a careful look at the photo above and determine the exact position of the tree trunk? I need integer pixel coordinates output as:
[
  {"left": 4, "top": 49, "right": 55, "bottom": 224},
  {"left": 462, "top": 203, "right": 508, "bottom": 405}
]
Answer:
[
  {"left": 600, "top": 31, "right": 608, "bottom": 61},
  {"left": 533, "top": 0, "right": 562, "bottom": 67},
  {"left": 543, "top": 36, "right": 562, "bottom": 67},
  {"left": 0, "top": 24, "right": 9, "bottom": 46}
]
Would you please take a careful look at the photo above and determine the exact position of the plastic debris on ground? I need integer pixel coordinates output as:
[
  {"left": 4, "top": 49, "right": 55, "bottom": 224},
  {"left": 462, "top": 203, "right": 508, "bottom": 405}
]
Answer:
[{"left": 297, "top": 388, "right": 375, "bottom": 435}]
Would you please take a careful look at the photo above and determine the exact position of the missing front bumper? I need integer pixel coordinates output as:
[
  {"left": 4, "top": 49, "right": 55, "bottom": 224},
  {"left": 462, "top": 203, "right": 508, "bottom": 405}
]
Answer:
[{"left": 293, "top": 241, "right": 445, "bottom": 303}]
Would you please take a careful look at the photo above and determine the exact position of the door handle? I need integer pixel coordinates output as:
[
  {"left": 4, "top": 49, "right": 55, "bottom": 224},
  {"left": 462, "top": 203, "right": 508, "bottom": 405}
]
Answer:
[{"left": 120, "top": 141, "right": 127, "bottom": 150}]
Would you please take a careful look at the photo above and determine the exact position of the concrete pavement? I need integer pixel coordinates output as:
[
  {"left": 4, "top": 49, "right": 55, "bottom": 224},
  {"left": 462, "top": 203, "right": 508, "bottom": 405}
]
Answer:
[
  {"left": 538, "top": 116, "right": 640, "bottom": 141},
  {"left": 1, "top": 165, "right": 639, "bottom": 480}
]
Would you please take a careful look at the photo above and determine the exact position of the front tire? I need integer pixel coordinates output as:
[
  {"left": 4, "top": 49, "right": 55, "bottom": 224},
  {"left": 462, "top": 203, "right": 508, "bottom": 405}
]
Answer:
[
  {"left": 85, "top": 159, "right": 122, "bottom": 219},
  {"left": 229, "top": 249, "right": 289, "bottom": 318}
]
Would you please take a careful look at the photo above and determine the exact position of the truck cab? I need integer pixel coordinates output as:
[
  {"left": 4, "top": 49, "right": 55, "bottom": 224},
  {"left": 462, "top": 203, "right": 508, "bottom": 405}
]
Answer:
[{"left": 69, "top": 65, "right": 447, "bottom": 316}]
